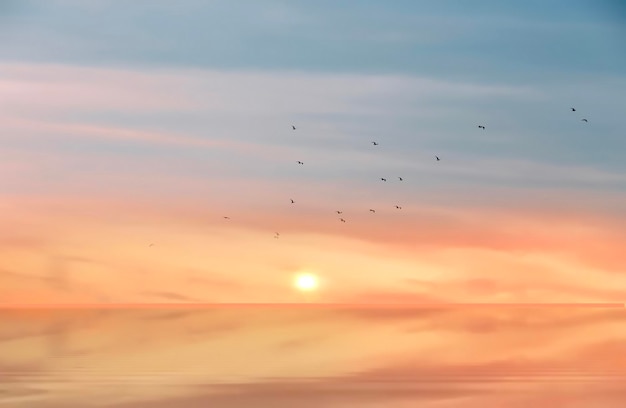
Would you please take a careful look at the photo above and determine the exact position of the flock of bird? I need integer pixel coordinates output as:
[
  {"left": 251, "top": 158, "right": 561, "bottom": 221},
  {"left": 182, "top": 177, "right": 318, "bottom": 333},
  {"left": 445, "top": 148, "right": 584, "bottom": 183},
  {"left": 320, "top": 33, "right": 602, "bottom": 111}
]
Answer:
[
  {"left": 150, "top": 107, "right": 588, "bottom": 245},
  {"left": 225, "top": 124, "right": 423, "bottom": 238}
]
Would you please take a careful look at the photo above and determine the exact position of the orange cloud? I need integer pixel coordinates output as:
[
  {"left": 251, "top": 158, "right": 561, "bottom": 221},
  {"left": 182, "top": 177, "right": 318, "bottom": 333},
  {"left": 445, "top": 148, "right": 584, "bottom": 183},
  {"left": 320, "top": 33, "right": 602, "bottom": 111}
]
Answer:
[{"left": 1, "top": 184, "right": 625, "bottom": 305}]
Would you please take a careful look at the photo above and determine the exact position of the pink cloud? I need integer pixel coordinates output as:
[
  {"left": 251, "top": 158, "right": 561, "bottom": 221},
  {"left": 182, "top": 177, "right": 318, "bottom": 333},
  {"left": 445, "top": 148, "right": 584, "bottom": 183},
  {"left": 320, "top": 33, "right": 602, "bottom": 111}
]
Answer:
[
  {"left": 0, "top": 64, "right": 201, "bottom": 114},
  {"left": 0, "top": 116, "right": 293, "bottom": 160}
]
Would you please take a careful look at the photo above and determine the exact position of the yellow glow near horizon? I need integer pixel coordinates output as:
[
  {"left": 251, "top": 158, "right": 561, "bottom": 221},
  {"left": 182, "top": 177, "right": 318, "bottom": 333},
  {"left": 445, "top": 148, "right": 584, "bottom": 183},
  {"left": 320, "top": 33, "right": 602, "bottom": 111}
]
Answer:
[{"left": 294, "top": 273, "right": 319, "bottom": 292}]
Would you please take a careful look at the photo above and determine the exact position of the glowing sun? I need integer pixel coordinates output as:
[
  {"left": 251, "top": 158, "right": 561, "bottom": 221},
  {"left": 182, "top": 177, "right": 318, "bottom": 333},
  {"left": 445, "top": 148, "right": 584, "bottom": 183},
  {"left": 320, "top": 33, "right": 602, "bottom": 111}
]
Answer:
[{"left": 294, "top": 273, "right": 319, "bottom": 292}]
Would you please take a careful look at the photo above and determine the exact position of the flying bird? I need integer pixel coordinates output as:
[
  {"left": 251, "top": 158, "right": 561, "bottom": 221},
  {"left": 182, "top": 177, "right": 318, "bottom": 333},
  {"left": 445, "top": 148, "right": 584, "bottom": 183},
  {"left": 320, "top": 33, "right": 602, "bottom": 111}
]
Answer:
[
  {"left": 398, "top": 177, "right": 403, "bottom": 181},
  {"left": 380, "top": 178, "right": 387, "bottom": 182},
  {"left": 372, "top": 141, "right": 379, "bottom": 146},
  {"left": 223, "top": 216, "right": 230, "bottom": 220},
  {"left": 149, "top": 243, "right": 154, "bottom": 247},
  {"left": 395, "top": 205, "right": 402, "bottom": 209},
  {"left": 297, "top": 161, "right": 304, "bottom": 165},
  {"left": 292, "top": 125, "right": 296, "bottom": 130},
  {"left": 290, "top": 199, "right": 295, "bottom": 204},
  {"left": 339, "top": 218, "right": 346, "bottom": 223},
  {"left": 478, "top": 125, "right": 485, "bottom": 129},
  {"left": 435, "top": 156, "right": 440, "bottom": 161},
  {"left": 571, "top": 107, "right": 576, "bottom": 111},
  {"left": 581, "top": 119, "right": 588, "bottom": 122},
  {"left": 274, "top": 232, "right": 280, "bottom": 239},
  {"left": 369, "top": 209, "right": 376, "bottom": 213},
  {"left": 336, "top": 210, "right": 343, "bottom": 215}
]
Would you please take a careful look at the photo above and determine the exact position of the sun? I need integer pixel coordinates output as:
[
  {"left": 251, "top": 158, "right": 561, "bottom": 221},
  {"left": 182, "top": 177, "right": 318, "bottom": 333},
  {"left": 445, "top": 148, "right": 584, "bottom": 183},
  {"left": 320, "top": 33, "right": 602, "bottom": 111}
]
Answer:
[{"left": 294, "top": 273, "right": 319, "bottom": 292}]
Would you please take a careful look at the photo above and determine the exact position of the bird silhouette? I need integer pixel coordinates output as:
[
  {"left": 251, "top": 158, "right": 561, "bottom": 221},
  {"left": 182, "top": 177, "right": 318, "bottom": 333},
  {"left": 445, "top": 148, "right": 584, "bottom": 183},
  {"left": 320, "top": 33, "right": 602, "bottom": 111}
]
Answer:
[
  {"left": 339, "top": 218, "right": 346, "bottom": 223},
  {"left": 478, "top": 125, "right": 485, "bottom": 129},
  {"left": 336, "top": 210, "right": 343, "bottom": 214},
  {"left": 292, "top": 125, "right": 296, "bottom": 130},
  {"left": 395, "top": 205, "right": 402, "bottom": 209},
  {"left": 290, "top": 199, "right": 295, "bottom": 204},
  {"left": 369, "top": 209, "right": 376, "bottom": 213},
  {"left": 398, "top": 177, "right": 403, "bottom": 181},
  {"left": 274, "top": 232, "right": 280, "bottom": 239},
  {"left": 372, "top": 141, "right": 378, "bottom": 146},
  {"left": 149, "top": 243, "right": 154, "bottom": 247},
  {"left": 297, "top": 161, "right": 304, "bottom": 165},
  {"left": 581, "top": 119, "right": 588, "bottom": 122},
  {"left": 223, "top": 216, "right": 230, "bottom": 220},
  {"left": 380, "top": 178, "right": 387, "bottom": 182},
  {"left": 571, "top": 107, "right": 576, "bottom": 111},
  {"left": 435, "top": 156, "right": 440, "bottom": 161}
]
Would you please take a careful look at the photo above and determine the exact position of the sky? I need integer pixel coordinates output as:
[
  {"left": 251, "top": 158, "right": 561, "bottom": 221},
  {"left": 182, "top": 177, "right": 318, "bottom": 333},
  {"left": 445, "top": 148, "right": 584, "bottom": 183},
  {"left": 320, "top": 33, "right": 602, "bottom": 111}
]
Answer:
[
  {"left": 2, "top": 1, "right": 626, "bottom": 407},
  {"left": 1, "top": 0, "right": 626, "bottom": 304}
]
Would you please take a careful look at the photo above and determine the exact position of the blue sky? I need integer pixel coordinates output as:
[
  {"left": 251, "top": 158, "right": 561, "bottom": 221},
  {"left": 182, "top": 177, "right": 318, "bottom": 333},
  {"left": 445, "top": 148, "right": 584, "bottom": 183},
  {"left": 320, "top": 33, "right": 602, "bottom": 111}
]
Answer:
[
  {"left": 1, "top": 1, "right": 626, "bottom": 194},
  {"left": 2, "top": 0, "right": 625, "bottom": 78},
  {"left": 3, "top": 1, "right": 625, "bottom": 166}
]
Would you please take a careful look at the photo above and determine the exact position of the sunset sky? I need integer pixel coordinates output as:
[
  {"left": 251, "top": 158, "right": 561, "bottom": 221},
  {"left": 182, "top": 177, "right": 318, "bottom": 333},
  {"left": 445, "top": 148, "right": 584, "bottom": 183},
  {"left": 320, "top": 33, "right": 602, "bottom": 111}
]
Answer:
[
  {"left": 1, "top": 0, "right": 626, "bottom": 305},
  {"left": 2, "top": 2, "right": 626, "bottom": 407}
]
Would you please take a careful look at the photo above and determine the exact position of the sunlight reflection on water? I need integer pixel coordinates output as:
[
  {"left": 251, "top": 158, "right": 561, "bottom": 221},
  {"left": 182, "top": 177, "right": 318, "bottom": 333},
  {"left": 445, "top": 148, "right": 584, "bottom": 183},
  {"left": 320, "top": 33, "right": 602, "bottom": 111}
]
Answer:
[{"left": 1, "top": 306, "right": 625, "bottom": 407}]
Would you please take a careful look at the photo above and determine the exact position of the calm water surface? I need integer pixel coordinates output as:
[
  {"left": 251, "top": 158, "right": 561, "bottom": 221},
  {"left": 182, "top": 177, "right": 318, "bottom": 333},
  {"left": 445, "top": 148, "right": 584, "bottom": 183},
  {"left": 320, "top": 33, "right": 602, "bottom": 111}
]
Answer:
[{"left": 1, "top": 306, "right": 625, "bottom": 407}]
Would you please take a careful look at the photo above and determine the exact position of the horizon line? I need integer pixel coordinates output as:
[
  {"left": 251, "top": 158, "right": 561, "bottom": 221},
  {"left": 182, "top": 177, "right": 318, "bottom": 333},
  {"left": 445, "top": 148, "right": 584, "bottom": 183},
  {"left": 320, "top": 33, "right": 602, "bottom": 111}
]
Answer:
[{"left": 1, "top": 302, "right": 624, "bottom": 309}]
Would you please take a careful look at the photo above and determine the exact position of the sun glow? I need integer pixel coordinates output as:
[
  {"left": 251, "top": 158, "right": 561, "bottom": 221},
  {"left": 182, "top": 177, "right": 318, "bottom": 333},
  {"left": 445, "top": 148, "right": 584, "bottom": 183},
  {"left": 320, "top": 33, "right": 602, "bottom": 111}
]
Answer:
[{"left": 294, "top": 273, "right": 319, "bottom": 292}]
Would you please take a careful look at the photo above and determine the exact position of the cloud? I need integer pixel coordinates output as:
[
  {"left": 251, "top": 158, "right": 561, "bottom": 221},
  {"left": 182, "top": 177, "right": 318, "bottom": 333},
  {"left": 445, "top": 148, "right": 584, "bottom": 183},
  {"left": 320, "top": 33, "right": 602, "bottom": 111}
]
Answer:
[
  {"left": 3, "top": 0, "right": 624, "bottom": 84},
  {"left": 2, "top": 62, "right": 624, "bottom": 202},
  {"left": 0, "top": 62, "right": 536, "bottom": 117},
  {"left": 405, "top": 276, "right": 626, "bottom": 304},
  {"left": 1, "top": 185, "right": 625, "bottom": 305},
  {"left": 2, "top": 61, "right": 625, "bottom": 194},
  {"left": 0, "top": 72, "right": 197, "bottom": 117},
  {"left": 139, "top": 291, "right": 199, "bottom": 302},
  {"left": 0, "top": 62, "right": 625, "bottom": 305}
]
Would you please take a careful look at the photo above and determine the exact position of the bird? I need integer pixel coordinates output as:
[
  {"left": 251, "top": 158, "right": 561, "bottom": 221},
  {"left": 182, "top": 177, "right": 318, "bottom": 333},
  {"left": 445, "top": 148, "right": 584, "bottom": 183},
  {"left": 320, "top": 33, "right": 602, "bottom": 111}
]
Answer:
[
  {"left": 336, "top": 210, "right": 343, "bottom": 215},
  {"left": 395, "top": 205, "right": 402, "bottom": 209},
  {"left": 292, "top": 125, "right": 296, "bottom": 130},
  {"left": 581, "top": 119, "right": 588, "bottom": 122},
  {"left": 290, "top": 199, "right": 295, "bottom": 204},
  {"left": 274, "top": 232, "right": 280, "bottom": 239},
  {"left": 478, "top": 125, "right": 485, "bottom": 129},
  {"left": 369, "top": 209, "right": 376, "bottom": 213},
  {"left": 223, "top": 216, "right": 230, "bottom": 220},
  {"left": 435, "top": 156, "right": 440, "bottom": 161},
  {"left": 380, "top": 178, "right": 387, "bottom": 182},
  {"left": 149, "top": 243, "right": 154, "bottom": 247},
  {"left": 297, "top": 161, "right": 304, "bottom": 165},
  {"left": 571, "top": 107, "right": 576, "bottom": 111},
  {"left": 339, "top": 218, "right": 346, "bottom": 223},
  {"left": 372, "top": 141, "right": 379, "bottom": 146},
  {"left": 398, "top": 177, "right": 403, "bottom": 181}
]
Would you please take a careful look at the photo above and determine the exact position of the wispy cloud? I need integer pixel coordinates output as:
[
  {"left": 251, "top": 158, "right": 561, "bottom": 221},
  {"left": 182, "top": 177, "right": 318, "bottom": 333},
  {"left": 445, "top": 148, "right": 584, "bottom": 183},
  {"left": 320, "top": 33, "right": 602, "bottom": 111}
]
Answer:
[
  {"left": 2, "top": 62, "right": 624, "bottom": 193},
  {"left": 0, "top": 62, "right": 538, "bottom": 119},
  {"left": 1, "top": 182, "right": 625, "bottom": 305}
]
